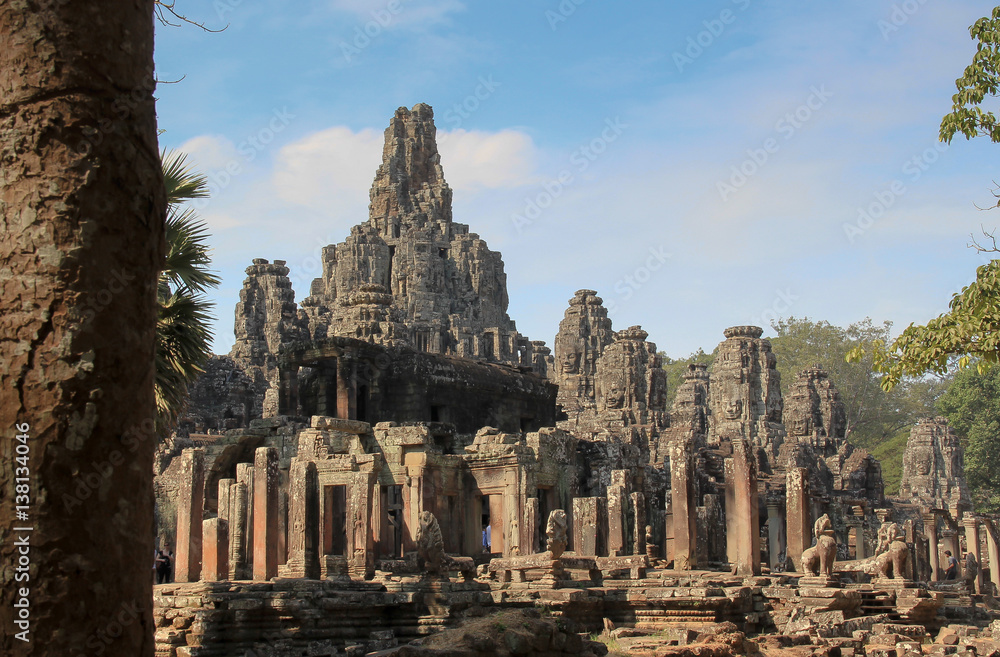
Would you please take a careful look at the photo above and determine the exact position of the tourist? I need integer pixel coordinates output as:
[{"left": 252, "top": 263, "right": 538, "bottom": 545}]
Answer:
[
  {"left": 155, "top": 550, "right": 172, "bottom": 584},
  {"left": 944, "top": 550, "right": 958, "bottom": 580}
]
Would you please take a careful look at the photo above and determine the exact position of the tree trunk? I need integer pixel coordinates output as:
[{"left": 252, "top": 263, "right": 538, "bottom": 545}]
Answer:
[{"left": 0, "top": 2, "right": 163, "bottom": 655}]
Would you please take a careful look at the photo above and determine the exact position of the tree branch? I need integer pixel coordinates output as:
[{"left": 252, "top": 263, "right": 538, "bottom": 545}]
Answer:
[{"left": 154, "top": 1, "right": 227, "bottom": 33}]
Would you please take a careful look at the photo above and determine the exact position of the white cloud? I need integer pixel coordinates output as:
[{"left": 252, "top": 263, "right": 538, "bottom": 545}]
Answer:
[
  {"left": 271, "top": 124, "right": 539, "bottom": 213},
  {"left": 271, "top": 126, "right": 384, "bottom": 212},
  {"left": 438, "top": 129, "right": 538, "bottom": 191},
  {"left": 176, "top": 135, "right": 241, "bottom": 171}
]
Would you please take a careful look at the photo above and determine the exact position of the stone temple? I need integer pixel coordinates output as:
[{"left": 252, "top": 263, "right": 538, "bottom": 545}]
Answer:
[{"left": 153, "top": 105, "right": 1000, "bottom": 657}]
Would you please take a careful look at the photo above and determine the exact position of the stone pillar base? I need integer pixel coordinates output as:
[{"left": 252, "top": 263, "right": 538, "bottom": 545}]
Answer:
[{"left": 799, "top": 575, "right": 841, "bottom": 588}]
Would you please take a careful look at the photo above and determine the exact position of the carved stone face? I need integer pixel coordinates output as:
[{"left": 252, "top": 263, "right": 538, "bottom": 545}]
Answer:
[
  {"left": 789, "top": 418, "right": 810, "bottom": 436},
  {"left": 561, "top": 351, "right": 581, "bottom": 374},
  {"left": 725, "top": 399, "right": 742, "bottom": 419},
  {"left": 605, "top": 387, "right": 625, "bottom": 409}
]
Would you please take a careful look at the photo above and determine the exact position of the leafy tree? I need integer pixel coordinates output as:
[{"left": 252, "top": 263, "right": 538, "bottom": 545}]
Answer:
[
  {"left": 858, "top": 6, "right": 1000, "bottom": 388},
  {"left": 769, "top": 317, "right": 945, "bottom": 446},
  {"left": 156, "top": 151, "right": 220, "bottom": 430},
  {"left": 660, "top": 349, "right": 715, "bottom": 408},
  {"left": 935, "top": 363, "right": 1000, "bottom": 512},
  {"left": 939, "top": 6, "right": 1000, "bottom": 146}
]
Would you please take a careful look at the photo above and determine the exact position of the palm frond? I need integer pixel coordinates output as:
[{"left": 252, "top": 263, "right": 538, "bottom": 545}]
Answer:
[
  {"left": 163, "top": 205, "right": 221, "bottom": 295},
  {"left": 161, "top": 149, "right": 209, "bottom": 205},
  {"left": 156, "top": 149, "right": 220, "bottom": 432},
  {"left": 155, "top": 290, "right": 216, "bottom": 429}
]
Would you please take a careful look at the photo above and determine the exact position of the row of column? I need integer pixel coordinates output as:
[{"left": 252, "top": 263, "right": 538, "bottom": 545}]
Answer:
[{"left": 173, "top": 446, "right": 284, "bottom": 583}]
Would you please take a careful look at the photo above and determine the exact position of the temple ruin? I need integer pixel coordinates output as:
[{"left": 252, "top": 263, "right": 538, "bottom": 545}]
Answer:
[{"left": 153, "top": 104, "right": 1000, "bottom": 657}]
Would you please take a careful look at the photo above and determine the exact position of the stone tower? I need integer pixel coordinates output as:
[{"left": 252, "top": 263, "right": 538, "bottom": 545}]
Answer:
[
  {"left": 553, "top": 289, "right": 615, "bottom": 422},
  {"left": 783, "top": 365, "right": 847, "bottom": 458},
  {"left": 669, "top": 363, "right": 711, "bottom": 439},
  {"left": 229, "top": 258, "right": 302, "bottom": 416},
  {"left": 301, "top": 103, "right": 543, "bottom": 368},
  {"left": 899, "top": 417, "right": 971, "bottom": 512},
  {"left": 593, "top": 326, "right": 668, "bottom": 430},
  {"left": 708, "top": 326, "right": 784, "bottom": 464}
]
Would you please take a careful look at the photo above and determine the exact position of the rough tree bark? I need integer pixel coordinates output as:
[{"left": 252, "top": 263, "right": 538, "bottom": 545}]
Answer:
[{"left": 0, "top": 1, "right": 164, "bottom": 655}]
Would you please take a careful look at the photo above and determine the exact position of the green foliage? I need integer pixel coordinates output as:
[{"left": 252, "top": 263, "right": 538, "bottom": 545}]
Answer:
[
  {"left": 854, "top": 260, "right": 1000, "bottom": 391},
  {"left": 660, "top": 348, "right": 715, "bottom": 409},
  {"left": 156, "top": 150, "right": 220, "bottom": 431},
  {"left": 940, "top": 6, "right": 1000, "bottom": 145},
  {"left": 769, "top": 317, "right": 946, "bottom": 447},
  {"left": 936, "top": 363, "right": 1000, "bottom": 512},
  {"left": 869, "top": 429, "right": 909, "bottom": 496}
]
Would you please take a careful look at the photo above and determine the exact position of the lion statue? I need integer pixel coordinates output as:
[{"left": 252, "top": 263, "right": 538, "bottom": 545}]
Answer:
[
  {"left": 868, "top": 521, "right": 909, "bottom": 580},
  {"left": 800, "top": 514, "right": 837, "bottom": 577},
  {"left": 415, "top": 511, "right": 445, "bottom": 574}
]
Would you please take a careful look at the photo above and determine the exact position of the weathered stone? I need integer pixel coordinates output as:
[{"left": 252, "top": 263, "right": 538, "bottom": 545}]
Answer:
[
  {"left": 730, "top": 439, "right": 761, "bottom": 576},
  {"left": 202, "top": 517, "right": 229, "bottom": 581},
  {"left": 279, "top": 460, "right": 320, "bottom": 579},
  {"left": 175, "top": 448, "right": 205, "bottom": 583},
  {"left": 416, "top": 511, "right": 445, "bottom": 574},
  {"left": 899, "top": 417, "right": 971, "bottom": 513},
  {"left": 709, "top": 326, "right": 784, "bottom": 461},
  {"left": 670, "top": 437, "right": 697, "bottom": 569},
  {"left": 253, "top": 446, "right": 279, "bottom": 580},
  {"left": 554, "top": 290, "right": 615, "bottom": 422}
]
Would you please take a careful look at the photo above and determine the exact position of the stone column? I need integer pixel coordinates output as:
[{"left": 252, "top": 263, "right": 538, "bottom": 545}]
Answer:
[
  {"left": 229, "top": 482, "right": 249, "bottom": 580},
  {"left": 217, "top": 478, "right": 234, "bottom": 525},
  {"left": 984, "top": 520, "right": 1000, "bottom": 595},
  {"left": 785, "top": 468, "right": 810, "bottom": 572},
  {"left": 766, "top": 502, "right": 784, "bottom": 570},
  {"left": 854, "top": 522, "right": 867, "bottom": 560},
  {"left": 280, "top": 461, "right": 320, "bottom": 579},
  {"left": 631, "top": 491, "right": 647, "bottom": 557},
  {"left": 175, "top": 448, "right": 205, "bottom": 583},
  {"left": 724, "top": 458, "right": 737, "bottom": 566},
  {"left": 573, "top": 498, "right": 600, "bottom": 557},
  {"left": 336, "top": 357, "right": 357, "bottom": 420},
  {"left": 278, "top": 365, "right": 299, "bottom": 416},
  {"left": 923, "top": 512, "right": 939, "bottom": 581},
  {"left": 607, "top": 472, "right": 628, "bottom": 556},
  {"left": 202, "top": 517, "right": 229, "bottom": 581},
  {"left": 237, "top": 462, "right": 254, "bottom": 574},
  {"left": 253, "top": 447, "right": 280, "bottom": 581},
  {"left": 730, "top": 439, "right": 761, "bottom": 576},
  {"left": 964, "top": 517, "right": 983, "bottom": 593},
  {"left": 524, "top": 497, "right": 539, "bottom": 555},
  {"left": 279, "top": 487, "right": 289, "bottom": 566},
  {"left": 670, "top": 439, "right": 697, "bottom": 569}
]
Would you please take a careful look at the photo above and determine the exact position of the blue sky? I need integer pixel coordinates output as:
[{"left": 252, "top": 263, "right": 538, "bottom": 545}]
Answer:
[{"left": 155, "top": 0, "right": 1000, "bottom": 359}]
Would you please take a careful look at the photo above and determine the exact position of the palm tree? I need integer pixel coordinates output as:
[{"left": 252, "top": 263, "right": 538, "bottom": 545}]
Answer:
[{"left": 157, "top": 150, "right": 221, "bottom": 430}]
